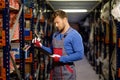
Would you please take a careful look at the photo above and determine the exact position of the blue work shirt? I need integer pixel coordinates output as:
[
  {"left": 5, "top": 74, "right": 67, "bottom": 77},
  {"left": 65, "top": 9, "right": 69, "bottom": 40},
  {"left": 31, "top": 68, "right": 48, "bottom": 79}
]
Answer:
[{"left": 41, "top": 28, "right": 84, "bottom": 63}]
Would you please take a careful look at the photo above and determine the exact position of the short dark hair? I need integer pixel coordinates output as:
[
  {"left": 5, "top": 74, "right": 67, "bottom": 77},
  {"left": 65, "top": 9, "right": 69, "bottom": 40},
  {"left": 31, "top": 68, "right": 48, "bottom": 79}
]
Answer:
[{"left": 52, "top": 10, "right": 68, "bottom": 21}]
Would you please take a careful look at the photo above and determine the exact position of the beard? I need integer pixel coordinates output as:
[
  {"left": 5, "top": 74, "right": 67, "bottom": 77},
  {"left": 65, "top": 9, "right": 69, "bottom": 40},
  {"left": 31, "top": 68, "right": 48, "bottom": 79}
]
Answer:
[
  {"left": 59, "top": 26, "right": 65, "bottom": 33},
  {"left": 59, "top": 23, "right": 66, "bottom": 33}
]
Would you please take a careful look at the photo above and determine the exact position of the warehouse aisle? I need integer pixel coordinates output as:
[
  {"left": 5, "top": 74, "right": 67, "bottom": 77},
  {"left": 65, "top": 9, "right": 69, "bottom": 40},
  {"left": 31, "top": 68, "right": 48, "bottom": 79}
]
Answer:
[{"left": 75, "top": 56, "right": 99, "bottom": 80}]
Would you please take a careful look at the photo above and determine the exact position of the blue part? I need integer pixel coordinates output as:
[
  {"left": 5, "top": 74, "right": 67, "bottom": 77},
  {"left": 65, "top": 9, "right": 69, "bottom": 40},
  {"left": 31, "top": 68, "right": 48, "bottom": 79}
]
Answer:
[
  {"left": 24, "top": 0, "right": 33, "bottom": 7},
  {"left": 24, "top": 30, "right": 30, "bottom": 36},
  {"left": 15, "top": 54, "right": 20, "bottom": 58},
  {"left": 11, "top": 48, "right": 19, "bottom": 52}
]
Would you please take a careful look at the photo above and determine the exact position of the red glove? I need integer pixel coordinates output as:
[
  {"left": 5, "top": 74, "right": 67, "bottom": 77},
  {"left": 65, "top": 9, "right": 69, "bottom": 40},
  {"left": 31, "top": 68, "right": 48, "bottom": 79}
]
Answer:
[
  {"left": 32, "top": 37, "right": 42, "bottom": 47},
  {"left": 51, "top": 54, "right": 61, "bottom": 62}
]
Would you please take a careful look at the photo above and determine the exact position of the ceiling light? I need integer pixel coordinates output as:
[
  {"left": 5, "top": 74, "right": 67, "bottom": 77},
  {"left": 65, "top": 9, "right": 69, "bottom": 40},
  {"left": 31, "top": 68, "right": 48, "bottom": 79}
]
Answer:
[
  {"left": 48, "top": 0, "right": 101, "bottom": 1},
  {"left": 60, "top": 9, "right": 88, "bottom": 13}
]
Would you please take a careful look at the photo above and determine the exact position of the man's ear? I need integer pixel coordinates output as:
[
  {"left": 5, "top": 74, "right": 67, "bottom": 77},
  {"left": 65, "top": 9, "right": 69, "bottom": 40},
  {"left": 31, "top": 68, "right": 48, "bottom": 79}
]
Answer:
[{"left": 64, "top": 17, "right": 68, "bottom": 22}]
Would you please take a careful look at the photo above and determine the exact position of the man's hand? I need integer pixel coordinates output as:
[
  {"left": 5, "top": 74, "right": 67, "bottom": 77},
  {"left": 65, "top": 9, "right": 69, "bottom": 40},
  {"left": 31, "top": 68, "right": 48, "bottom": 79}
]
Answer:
[
  {"left": 50, "top": 54, "right": 61, "bottom": 62},
  {"left": 32, "top": 37, "right": 42, "bottom": 47}
]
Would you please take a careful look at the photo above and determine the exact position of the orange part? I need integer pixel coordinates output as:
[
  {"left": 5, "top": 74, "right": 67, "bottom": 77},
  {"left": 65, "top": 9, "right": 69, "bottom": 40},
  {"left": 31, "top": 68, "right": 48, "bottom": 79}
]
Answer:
[
  {"left": 118, "top": 68, "right": 120, "bottom": 78},
  {"left": 96, "top": 36, "right": 100, "bottom": 41},
  {"left": 25, "top": 53, "right": 32, "bottom": 63},
  {"left": 24, "top": 8, "right": 32, "bottom": 19},
  {"left": 102, "top": 37, "right": 104, "bottom": 42},
  {"left": 0, "top": 67, "right": 6, "bottom": 80},
  {"left": 0, "top": 1, "right": 5, "bottom": 9},
  {"left": 0, "top": 18, "right": 2, "bottom": 28},
  {"left": 2, "top": 31, "right": 5, "bottom": 46},
  {"left": 25, "top": 31, "right": 32, "bottom": 40},
  {"left": 118, "top": 38, "right": 120, "bottom": 48},
  {"left": 0, "top": 30, "right": 5, "bottom": 47},
  {"left": 16, "top": 53, "right": 32, "bottom": 63},
  {"left": 105, "top": 36, "right": 109, "bottom": 44},
  {"left": 0, "top": 15, "right": 2, "bottom": 18},
  {"left": 40, "top": 16, "right": 45, "bottom": 23},
  {"left": 29, "top": 75, "right": 32, "bottom": 80}
]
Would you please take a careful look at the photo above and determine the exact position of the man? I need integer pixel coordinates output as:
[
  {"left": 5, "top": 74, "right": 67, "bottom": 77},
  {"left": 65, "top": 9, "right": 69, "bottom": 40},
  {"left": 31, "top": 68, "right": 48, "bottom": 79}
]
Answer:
[{"left": 32, "top": 10, "right": 84, "bottom": 80}]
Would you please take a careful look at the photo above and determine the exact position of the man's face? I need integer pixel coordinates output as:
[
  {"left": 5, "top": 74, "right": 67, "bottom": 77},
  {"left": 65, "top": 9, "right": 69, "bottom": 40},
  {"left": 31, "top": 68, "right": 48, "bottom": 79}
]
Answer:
[{"left": 54, "top": 16, "right": 66, "bottom": 32}]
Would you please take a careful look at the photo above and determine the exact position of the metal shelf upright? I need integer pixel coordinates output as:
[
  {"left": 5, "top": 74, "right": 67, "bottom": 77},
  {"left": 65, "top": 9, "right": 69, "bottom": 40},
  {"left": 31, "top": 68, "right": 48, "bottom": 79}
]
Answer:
[
  {"left": 116, "top": 21, "right": 120, "bottom": 80},
  {"left": 108, "top": 0, "right": 114, "bottom": 79},
  {"left": 2, "top": 0, "right": 10, "bottom": 80},
  {"left": 19, "top": 0, "right": 25, "bottom": 79},
  {"left": 30, "top": 1, "right": 35, "bottom": 80}
]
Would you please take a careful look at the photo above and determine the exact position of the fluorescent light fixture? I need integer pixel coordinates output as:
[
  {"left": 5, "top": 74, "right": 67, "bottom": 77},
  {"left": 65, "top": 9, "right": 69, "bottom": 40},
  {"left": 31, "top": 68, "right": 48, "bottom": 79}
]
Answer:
[
  {"left": 60, "top": 9, "right": 88, "bottom": 13},
  {"left": 48, "top": 0, "right": 101, "bottom": 1}
]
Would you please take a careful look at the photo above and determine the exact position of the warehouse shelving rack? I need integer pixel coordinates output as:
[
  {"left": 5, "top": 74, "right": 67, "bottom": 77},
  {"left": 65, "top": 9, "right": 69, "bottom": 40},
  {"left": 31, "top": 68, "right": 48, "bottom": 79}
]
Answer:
[
  {"left": 86, "top": 0, "right": 120, "bottom": 80},
  {"left": 0, "top": 0, "right": 54, "bottom": 80}
]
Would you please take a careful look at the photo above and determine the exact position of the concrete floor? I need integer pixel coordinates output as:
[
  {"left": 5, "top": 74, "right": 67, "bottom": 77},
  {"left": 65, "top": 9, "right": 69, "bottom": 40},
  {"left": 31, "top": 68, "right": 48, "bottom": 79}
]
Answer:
[{"left": 75, "top": 56, "right": 99, "bottom": 80}]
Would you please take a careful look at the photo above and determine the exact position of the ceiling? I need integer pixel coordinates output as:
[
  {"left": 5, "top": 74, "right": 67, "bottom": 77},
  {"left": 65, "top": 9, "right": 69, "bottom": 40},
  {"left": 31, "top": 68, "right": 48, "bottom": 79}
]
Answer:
[{"left": 47, "top": 0, "right": 101, "bottom": 24}]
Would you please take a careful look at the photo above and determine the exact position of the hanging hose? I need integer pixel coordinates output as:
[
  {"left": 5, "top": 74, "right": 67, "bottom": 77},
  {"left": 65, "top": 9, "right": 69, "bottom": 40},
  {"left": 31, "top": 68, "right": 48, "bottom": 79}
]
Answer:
[
  {"left": 10, "top": 5, "right": 23, "bottom": 42},
  {"left": 10, "top": 54, "right": 22, "bottom": 80},
  {"left": 35, "top": 62, "right": 41, "bottom": 80}
]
